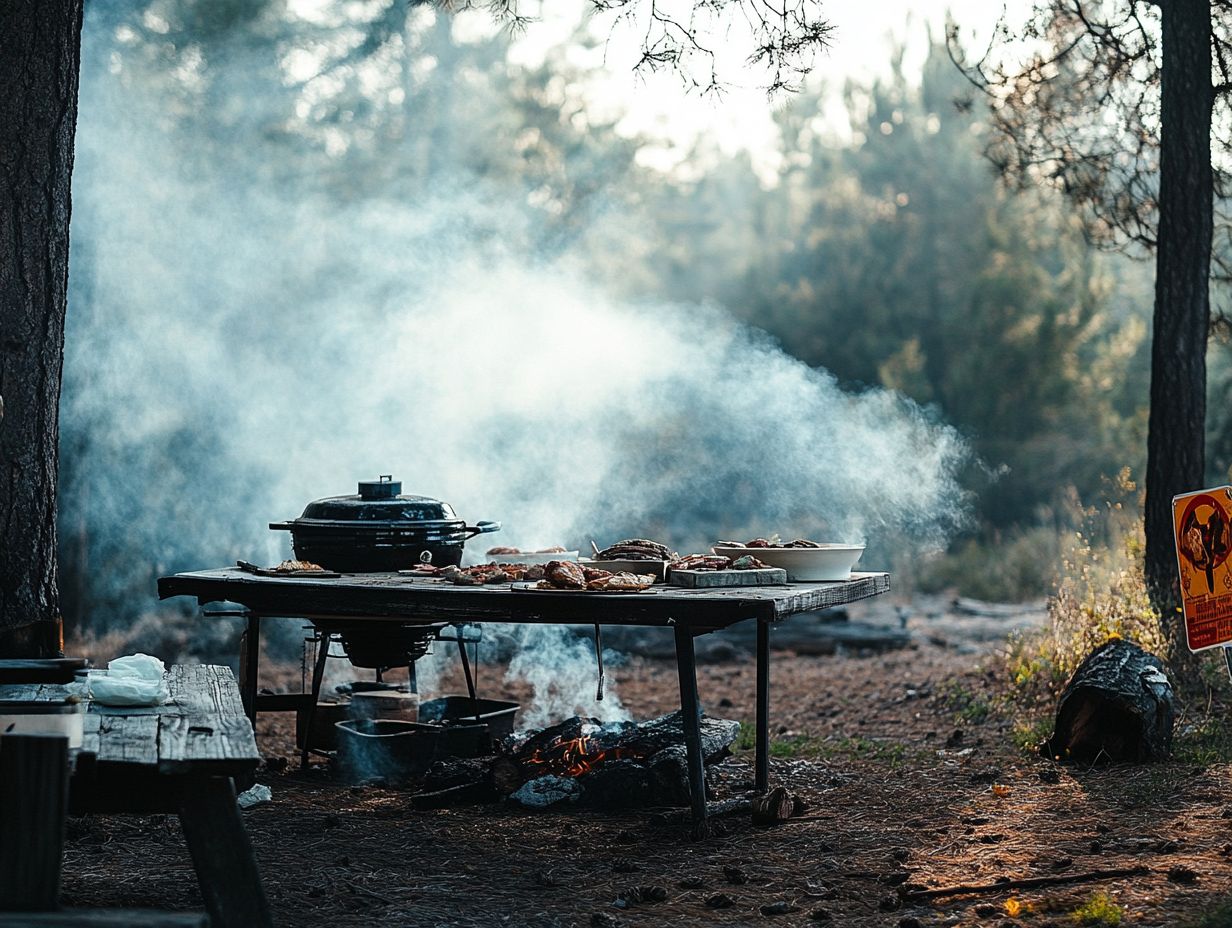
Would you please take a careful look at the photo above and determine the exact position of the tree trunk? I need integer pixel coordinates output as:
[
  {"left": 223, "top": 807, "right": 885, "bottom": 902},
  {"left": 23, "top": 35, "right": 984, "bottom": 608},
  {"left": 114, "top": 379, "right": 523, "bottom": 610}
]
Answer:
[
  {"left": 1144, "top": 0, "right": 1213, "bottom": 670},
  {"left": 0, "top": 0, "right": 83, "bottom": 655}
]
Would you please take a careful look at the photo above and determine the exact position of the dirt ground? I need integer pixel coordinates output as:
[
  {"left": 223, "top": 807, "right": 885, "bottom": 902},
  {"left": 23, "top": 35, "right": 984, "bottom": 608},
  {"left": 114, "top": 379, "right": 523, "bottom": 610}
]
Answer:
[{"left": 60, "top": 604, "right": 1232, "bottom": 928}]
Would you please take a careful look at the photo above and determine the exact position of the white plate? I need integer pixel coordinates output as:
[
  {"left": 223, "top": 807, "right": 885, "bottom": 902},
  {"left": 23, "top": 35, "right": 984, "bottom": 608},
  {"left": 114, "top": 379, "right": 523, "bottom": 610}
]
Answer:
[{"left": 712, "top": 544, "right": 865, "bottom": 582}]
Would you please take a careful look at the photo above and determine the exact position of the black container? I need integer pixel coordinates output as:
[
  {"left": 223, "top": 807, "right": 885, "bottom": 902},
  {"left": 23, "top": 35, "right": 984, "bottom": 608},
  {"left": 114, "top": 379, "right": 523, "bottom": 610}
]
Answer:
[
  {"left": 333, "top": 717, "right": 494, "bottom": 785},
  {"left": 419, "top": 696, "right": 520, "bottom": 741},
  {"left": 334, "top": 719, "right": 439, "bottom": 785},
  {"left": 270, "top": 476, "right": 500, "bottom": 572}
]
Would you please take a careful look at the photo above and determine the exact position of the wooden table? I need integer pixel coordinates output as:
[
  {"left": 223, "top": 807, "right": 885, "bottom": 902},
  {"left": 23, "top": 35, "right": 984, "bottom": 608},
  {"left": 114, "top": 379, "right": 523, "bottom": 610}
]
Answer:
[
  {"left": 0, "top": 665, "right": 271, "bottom": 928},
  {"left": 159, "top": 568, "right": 890, "bottom": 834}
]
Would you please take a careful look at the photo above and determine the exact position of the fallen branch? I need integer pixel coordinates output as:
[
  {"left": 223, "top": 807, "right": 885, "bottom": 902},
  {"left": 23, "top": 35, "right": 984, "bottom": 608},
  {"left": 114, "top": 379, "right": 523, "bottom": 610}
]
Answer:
[{"left": 903, "top": 866, "right": 1151, "bottom": 902}]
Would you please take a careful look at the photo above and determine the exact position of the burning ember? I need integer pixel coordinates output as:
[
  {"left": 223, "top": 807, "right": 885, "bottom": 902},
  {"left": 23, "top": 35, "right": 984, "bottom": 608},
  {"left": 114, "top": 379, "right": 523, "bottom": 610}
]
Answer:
[{"left": 526, "top": 728, "right": 647, "bottom": 777}]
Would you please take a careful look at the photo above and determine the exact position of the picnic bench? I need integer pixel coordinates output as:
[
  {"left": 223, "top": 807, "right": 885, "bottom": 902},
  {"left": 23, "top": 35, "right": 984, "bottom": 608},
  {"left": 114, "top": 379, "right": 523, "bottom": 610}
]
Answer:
[
  {"left": 159, "top": 568, "right": 891, "bottom": 835},
  {"left": 0, "top": 665, "right": 271, "bottom": 928}
]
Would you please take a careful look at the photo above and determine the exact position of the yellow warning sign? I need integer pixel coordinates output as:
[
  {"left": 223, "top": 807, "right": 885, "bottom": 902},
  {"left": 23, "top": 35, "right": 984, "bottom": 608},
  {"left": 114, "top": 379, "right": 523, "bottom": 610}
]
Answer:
[{"left": 1173, "top": 485, "right": 1232, "bottom": 651}]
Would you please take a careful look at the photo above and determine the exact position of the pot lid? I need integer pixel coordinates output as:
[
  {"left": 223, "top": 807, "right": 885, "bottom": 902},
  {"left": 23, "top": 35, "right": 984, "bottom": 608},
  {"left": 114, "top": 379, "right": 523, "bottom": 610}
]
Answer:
[{"left": 293, "top": 476, "right": 459, "bottom": 523}]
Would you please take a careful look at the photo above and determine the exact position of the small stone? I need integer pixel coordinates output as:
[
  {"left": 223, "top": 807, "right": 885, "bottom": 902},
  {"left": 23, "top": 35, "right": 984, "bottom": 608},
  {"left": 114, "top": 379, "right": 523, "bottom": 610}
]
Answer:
[
  {"left": 969, "top": 768, "right": 1001, "bottom": 785},
  {"left": 1095, "top": 823, "right": 1110, "bottom": 834},
  {"left": 880, "top": 870, "right": 909, "bottom": 885},
  {"left": 638, "top": 885, "right": 668, "bottom": 903},
  {"left": 722, "top": 865, "right": 748, "bottom": 885},
  {"left": 678, "top": 876, "right": 704, "bottom": 889},
  {"left": 945, "top": 729, "right": 964, "bottom": 747},
  {"left": 1038, "top": 766, "right": 1061, "bottom": 784},
  {"left": 891, "top": 848, "right": 910, "bottom": 862},
  {"left": 760, "top": 901, "right": 796, "bottom": 916},
  {"left": 808, "top": 908, "right": 832, "bottom": 921},
  {"left": 975, "top": 903, "right": 1000, "bottom": 916},
  {"left": 977, "top": 834, "right": 1005, "bottom": 844},
  {"left": 1167, "top": 865, "right": 1199, "bottom": 883},
  {"left": 1089, "top": 840, "right": 1103, "bottom": 854},
  {"left": 878, "top": 894, "right": 900, "bottom": 911},
  {"left": 718, "top": 697, "right": 734, "bottom": 708},
  {"left": 706, "top": 893, "right": 737, "bottom": 909},
  {"left": 1050, "top": 857, "right": 1073, "bottom": 870}
]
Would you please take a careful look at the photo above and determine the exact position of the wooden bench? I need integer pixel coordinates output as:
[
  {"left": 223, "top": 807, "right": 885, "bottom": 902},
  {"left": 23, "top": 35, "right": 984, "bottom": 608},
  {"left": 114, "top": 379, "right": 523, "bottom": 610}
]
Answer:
[{"left": 0, "top": 665, "right": 271, "bottom": 928}]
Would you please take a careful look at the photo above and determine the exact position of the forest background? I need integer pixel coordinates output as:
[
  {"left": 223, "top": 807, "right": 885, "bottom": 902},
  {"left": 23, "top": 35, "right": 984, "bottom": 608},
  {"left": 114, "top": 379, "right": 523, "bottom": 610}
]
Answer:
[{"left": 60, "top": 0, "right": 1232, "bottom": 637}]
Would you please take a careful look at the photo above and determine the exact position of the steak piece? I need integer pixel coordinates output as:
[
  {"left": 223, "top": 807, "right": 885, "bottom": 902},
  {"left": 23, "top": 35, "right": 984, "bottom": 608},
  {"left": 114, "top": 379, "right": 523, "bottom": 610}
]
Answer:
[
  {"left": 596, "top": 539, "right": 675, "bottom": 561},
  {"left": 543, "top": 560, "right": 587, "bottom": 589},
  {"left": 670, "top": 554, "right": 731, "bottom": 572}
]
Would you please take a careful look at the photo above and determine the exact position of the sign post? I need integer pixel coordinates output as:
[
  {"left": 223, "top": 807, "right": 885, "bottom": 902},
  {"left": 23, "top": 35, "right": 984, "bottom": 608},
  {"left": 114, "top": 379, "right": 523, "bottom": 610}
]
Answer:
[{"left": 1172, "top": 486, "right": 1232, "bottom": 665}]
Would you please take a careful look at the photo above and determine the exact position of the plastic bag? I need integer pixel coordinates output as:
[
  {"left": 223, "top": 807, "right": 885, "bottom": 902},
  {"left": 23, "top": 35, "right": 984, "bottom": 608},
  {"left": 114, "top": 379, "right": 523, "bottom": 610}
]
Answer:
[{"left": 89, "top": 653, "right": 169, "bottom": 706}]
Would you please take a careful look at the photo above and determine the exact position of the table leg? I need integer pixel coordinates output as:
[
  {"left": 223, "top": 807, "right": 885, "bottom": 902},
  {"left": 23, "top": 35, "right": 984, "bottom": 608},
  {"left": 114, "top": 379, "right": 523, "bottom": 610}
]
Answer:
[
  {"left": 301, "top": 631, "right": 332, "bottom": 768},
  {"left": 755, "top": 618, "right": 770, "bottom": 793},
  {"left": 239, "top": 613, "right": 261, "bottom": 728},
  {"left": 0, "top": 734, "right": 68, "bottom": 910},
  {"left": 673, "top": 625, "right": 708, "bottom": 839},
  {"left": 178, "top": 776, "right": 273, "bottom": 928}
]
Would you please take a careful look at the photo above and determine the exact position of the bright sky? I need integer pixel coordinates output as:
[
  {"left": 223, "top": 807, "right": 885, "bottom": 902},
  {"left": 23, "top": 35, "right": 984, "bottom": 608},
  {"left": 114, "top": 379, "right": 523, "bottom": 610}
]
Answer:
[
  {"left": 286, "top": 0, "right": 1015, "bottom": 174},
  {"left": 501, "top": 0, "right": 1010, "bottom": 170}
]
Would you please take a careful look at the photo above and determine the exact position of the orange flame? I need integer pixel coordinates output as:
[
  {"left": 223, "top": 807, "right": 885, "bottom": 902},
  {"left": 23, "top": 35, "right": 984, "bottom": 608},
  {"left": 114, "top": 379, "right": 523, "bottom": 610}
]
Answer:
[{"left": 527, "top": 733, "right": 643, "bottom": 777}]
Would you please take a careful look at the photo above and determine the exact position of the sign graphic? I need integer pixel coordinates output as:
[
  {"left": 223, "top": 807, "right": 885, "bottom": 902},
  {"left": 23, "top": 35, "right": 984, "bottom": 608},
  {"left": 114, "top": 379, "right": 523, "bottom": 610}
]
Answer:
[{"left": 1173, "top": 486, "right": 1232, "bottom": 651}]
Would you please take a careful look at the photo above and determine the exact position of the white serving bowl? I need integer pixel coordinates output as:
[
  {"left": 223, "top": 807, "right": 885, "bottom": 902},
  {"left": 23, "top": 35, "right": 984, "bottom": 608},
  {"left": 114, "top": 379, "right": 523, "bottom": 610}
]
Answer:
[{"left": 712, "top": 544, "right": 865, "bottom": 582}]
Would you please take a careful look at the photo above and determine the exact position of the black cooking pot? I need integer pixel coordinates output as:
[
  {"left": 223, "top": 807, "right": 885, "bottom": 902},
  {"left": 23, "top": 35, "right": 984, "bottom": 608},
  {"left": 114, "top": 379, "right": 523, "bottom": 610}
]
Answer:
[{"left": 270, "top": 476, "right": 500, "bottom": 572}]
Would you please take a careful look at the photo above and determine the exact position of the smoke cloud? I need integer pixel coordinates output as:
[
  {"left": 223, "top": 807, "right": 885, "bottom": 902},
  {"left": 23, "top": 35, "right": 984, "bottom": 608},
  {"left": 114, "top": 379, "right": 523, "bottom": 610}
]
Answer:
[{"left": 62, "top": 7, "right": 969, "bottom": 727}]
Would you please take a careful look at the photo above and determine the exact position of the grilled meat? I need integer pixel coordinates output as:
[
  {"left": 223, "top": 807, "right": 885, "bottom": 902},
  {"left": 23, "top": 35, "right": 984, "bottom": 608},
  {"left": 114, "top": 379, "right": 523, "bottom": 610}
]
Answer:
[
  {"left": 543, "top": 560, "right": 587, "bottom": 589},
  {"left": 730, "top": 554, "right": 771, "bottom": 570},
  {"left": 670, "top": 554, "right": 732, "bottom": 572},
  {"left": 486, "top": 546, "right": 522, "bottom": 556},
  {"left": 596, "top": 539, "right": 676, "bottom": 562},
  {"left": 273, "top": 559, "right": 327, "bottom": 572},
  {"left": 587, "top": 571, "right": 655, "bottom": 591}
]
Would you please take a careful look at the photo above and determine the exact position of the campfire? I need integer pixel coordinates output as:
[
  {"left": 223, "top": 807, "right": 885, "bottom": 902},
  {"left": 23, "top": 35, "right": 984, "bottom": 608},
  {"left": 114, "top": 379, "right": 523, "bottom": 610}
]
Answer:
[
  {"left": 399, "top": 711, "right": 741, "bottom": 811},
  {"left": 525, "top": 727, "right": 648, "bottom": 778}
]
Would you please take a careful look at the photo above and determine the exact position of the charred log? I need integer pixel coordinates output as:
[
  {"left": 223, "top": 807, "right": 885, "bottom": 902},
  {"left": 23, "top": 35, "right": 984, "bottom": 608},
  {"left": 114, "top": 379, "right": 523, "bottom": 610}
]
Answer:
[{"left": 1042, "top": 640, "right": 1175, "bottom": 764}]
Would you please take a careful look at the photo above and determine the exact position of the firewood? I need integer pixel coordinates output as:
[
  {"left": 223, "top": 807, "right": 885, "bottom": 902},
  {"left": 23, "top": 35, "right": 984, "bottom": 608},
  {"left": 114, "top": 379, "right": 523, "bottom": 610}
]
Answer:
[
  {"left": 901, "top": 866, "right": 1150, "bottom": 902},
  {"left": 1042, "top": 640, "right": 1174, "bottom": 763},
  {"left": 751, "top": 786, "right": 796, "bottom": 826},
  {"left": 410, "top": 781, "right": 499, "bottom": 810}
]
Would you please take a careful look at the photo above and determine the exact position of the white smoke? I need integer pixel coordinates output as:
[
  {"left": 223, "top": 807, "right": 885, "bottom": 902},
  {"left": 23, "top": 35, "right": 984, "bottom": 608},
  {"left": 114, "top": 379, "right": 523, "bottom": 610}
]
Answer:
[{"left": 63, "top": 7, "right": 970, "bottom": 727}]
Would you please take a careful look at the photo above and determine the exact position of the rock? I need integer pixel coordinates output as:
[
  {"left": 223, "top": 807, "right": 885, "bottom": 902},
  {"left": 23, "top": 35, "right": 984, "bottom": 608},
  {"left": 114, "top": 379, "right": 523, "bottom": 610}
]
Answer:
[
  {"left": 891, "top": 848, "right": 910, "bottom": 862},
  {"left": 1167, "top": 865, "right": 1199, "bottom": 883},
  {"left": 760, "top": 901, "right": 796, "bottom": 916},
  {"left": 678, "top": 876, "right": 704, "bottom": 889},
  {"left": 511, "top": 775, "right": 581, "bottom": 808},
  {"left": 808, "top": 909, "right": 832, "bottom": 921},
  {"left": 878, "top": 894, "right": 900, "bottom": 911},
  {"left": 1038, "top": 766, "right": 1061, "bottom": 784},
  {"left": 236, "top": 783, "right": 272, "bottom": 809},
  {"left": 706, "top": 893, "right": 737, "bottom": 909},
  {"left": 722, "top": 865, "right": 748, "bottom": 884}
]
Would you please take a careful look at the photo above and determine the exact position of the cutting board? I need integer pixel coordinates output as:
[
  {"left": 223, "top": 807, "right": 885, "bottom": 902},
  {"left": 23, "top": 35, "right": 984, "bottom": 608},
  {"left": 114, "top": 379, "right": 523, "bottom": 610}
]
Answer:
[{"left": 669, "top": 567, "right": 788, "bottom": 588}]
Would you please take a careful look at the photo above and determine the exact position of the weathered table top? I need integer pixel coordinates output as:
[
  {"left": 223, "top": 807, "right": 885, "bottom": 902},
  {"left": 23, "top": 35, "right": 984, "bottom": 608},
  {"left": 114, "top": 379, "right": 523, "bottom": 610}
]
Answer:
[
  {"left": 0, "top": 664, "right": 260, "bottom": 776},
  {"left": 158, "top": 568, "right": 890, "bottom": 629}
]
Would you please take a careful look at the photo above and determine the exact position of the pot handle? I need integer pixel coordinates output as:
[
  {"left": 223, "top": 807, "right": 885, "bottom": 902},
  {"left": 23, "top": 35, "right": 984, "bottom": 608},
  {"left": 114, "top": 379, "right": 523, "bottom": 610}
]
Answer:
[
  {"left": 464, "top": 521, "right": 502, "bottom": 538},
  {"left": 269, "top": 522, "right": 295, "bottom": 531}
]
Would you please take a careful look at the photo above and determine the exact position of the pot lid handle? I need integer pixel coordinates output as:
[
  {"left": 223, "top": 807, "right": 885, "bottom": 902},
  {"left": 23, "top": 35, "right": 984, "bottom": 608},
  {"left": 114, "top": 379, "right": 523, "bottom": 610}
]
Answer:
[{"left": 358, "top": 475, "right": 402, "bottom": 499}]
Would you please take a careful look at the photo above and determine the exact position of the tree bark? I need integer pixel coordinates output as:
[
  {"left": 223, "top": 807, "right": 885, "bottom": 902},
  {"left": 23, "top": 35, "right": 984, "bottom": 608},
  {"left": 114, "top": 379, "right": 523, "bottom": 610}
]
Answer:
[
  {"left": 0, "top": 0, "right": 83, "bottom": 654},
  {"left": 1144, "top": 0, "right": 1213, "bottom": 667}
]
